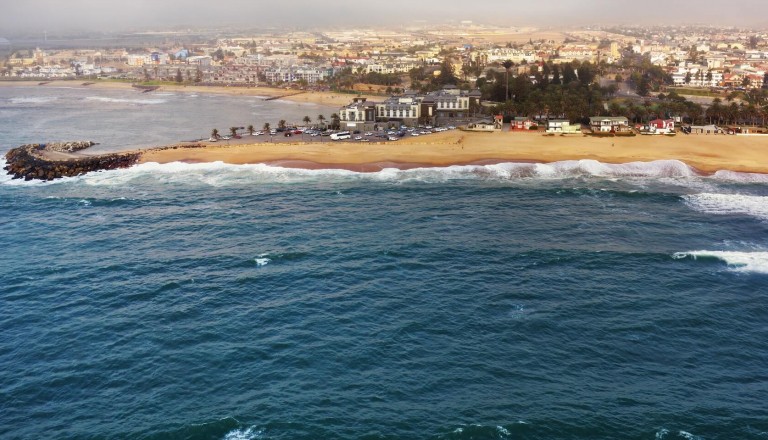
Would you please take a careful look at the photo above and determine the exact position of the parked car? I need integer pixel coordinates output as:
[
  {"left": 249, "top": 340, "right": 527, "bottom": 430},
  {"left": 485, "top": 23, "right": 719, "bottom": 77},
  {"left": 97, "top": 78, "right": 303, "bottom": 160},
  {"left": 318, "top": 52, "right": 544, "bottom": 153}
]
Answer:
[{"left": 388, "top": 136, "right": 399, "bottom": 141}]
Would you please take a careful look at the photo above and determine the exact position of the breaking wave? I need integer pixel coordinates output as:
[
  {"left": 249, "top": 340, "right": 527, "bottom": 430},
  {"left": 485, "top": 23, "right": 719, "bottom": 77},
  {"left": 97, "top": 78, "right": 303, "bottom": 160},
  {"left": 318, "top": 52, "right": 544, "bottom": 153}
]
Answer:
[
  {"left": 29, "top": 159, "right": 706, "bottom": 186},
  {"left": 7, "top": 96, "right": 59, "bottom": 105},
  {"left": 84, "top": 96, "right": 167, "bottom": 105},
  {"left": 673, "top": 251, "right": 768, "bottom": 274}
]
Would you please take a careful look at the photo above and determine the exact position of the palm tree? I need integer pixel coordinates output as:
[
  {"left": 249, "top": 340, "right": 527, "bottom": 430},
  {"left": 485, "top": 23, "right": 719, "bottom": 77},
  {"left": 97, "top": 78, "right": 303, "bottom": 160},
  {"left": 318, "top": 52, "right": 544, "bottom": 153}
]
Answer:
[
  {"left": 278, "top": 119, "right": 286, "bottom": 130},
  {"left": 330, "top": 113, "right": 340, "bottom": 130},
  {"left": 502, "top": 60, "right": 514, "bottom": 102},
  {"left": 317, "top": 114, "right": 326, "bottom": 128},
  {"left": 302, "top": 115, "right": 311, "bottom": 127},
  {"left": 230, "top": 126, "right": 238, "bottom": 137},
  {"left": 247, "top": 124, "right": 254, "bottom": 135},
  {"left": 211, "top": 128, "right": 219, "bottom": 139},
  {"left": 263, "top": 122, "right": 271, "bottom": 132}
]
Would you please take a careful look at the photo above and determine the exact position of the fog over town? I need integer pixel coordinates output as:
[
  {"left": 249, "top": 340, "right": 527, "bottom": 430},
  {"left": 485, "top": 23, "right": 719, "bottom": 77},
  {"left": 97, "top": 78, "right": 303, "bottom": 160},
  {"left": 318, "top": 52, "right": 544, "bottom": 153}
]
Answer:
[{"left": 2, "top": 0, "right": 768, "bottom": 34}]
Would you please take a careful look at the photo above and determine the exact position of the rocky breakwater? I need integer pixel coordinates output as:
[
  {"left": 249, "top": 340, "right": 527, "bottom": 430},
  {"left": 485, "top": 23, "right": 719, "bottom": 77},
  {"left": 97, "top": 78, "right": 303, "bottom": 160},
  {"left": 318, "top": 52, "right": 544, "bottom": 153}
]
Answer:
[{"left": 4, "top": 141, "right": 142, "bottom": 181}]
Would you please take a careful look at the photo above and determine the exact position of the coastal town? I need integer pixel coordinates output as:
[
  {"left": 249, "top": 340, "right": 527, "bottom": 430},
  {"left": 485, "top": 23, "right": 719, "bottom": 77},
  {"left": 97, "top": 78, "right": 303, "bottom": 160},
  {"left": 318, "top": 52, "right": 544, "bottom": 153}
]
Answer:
[
  {"left": 3, "top": 23, "right": 768, "bottom": 136},
  {"left": 5, "top": 23, "right": 768, "bottom": 181}
]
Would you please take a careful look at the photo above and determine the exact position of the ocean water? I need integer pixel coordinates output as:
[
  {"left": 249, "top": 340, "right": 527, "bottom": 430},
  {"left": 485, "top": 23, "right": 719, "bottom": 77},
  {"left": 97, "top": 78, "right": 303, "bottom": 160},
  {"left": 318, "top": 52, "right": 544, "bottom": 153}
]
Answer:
[{"left": 2, "top": 87, "right": 768, "bottom": 440}]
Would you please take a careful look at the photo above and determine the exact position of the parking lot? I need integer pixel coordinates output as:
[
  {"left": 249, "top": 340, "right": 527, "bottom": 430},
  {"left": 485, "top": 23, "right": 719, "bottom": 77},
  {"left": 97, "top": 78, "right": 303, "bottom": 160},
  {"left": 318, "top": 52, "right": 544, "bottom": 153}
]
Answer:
[{"left": 203, "top": 126, "right": 458, "bottom": 146}]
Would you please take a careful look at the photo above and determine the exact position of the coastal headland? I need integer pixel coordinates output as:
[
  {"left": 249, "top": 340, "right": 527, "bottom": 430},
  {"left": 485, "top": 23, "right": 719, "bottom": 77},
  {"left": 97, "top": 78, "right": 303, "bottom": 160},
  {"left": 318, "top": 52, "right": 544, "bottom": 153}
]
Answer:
[{"left": 6, "top": 130, "right": 768, "bottom": 181}]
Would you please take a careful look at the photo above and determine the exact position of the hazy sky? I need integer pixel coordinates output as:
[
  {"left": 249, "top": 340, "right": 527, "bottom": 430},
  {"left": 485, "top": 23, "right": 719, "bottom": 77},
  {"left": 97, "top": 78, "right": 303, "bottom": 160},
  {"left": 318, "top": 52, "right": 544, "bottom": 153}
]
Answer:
[{"left": 2, "top": 0, "right": 768, "bottom": 34}]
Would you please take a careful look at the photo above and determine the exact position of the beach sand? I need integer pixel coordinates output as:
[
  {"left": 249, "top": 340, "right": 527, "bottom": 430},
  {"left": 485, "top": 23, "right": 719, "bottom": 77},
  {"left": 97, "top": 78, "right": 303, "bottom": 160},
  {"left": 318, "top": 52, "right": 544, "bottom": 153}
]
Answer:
[{"left": 140, "top": 130, "right": 768, "bottom": 175}]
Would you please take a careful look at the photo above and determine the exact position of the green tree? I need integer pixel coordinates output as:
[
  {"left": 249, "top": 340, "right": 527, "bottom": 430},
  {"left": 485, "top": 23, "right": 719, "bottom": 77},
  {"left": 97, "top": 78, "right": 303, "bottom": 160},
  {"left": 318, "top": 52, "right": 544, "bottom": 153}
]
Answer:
[
  {"left": 501, "top": 60, "right": 514, "bottom": 102},
  {"left": 317, "top": 114, "right": 326, "bottom": 127},
  {"left": 278, "top": 119, "right": 287, "bottom": 130},
  {"left": 330, "top": 113, "right": 340, "bottom": 130},
  {"left": 211, "top": 128, "right": 219, "bottom": 139},
  {"left": 247, "top": 124, "right": 254, "bottom": 135},
  {"left": 230, "top": 127, "right": 238, "bottom": 137},
  {"left": 263, "top": 122, "right": 271, "bottom": 132},
  {"left": 302, "top": 115, "right": 311, "bottom": 126}
]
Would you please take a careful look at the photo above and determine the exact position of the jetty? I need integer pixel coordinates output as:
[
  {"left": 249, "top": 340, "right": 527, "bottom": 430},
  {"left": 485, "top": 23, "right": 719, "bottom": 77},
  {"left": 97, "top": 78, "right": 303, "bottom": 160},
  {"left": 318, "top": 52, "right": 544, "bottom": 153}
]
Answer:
[
  {"left": 264, "top": 91, "right": 305, "bottom": 101},
  {"left": 4, "top": 142, "right": 141, "bottom": 181}
]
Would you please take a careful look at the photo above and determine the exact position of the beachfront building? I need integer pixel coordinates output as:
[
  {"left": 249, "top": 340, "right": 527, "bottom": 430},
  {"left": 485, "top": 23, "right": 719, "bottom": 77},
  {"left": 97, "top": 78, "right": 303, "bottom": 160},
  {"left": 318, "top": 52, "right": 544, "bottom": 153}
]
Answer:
[
  {"left": 546, "top": 119, "right": 581, "bottom": 134},
  {"left": 644, "top": 119, "right": 676, "bottom": 135},
  {"left": 511, "top": 117, "right": 536, "bottom": 131},
  {"left": 375, "top": 96, "right": 421, "bottom": 127},
  {"left": 263, "top": 66, "right": 333, "bottom": 84},
  {"left": 589, "top": 116, "right": 630, "bottom": 133},
  {"left": 339, "top": 98, "right": 377, "bottom": 131},
  {"left": 337, "top": 87, "right": 483, "bottom": 128},
  {"left": 421, "top": 87, "right": 482, "bottom": 125}
]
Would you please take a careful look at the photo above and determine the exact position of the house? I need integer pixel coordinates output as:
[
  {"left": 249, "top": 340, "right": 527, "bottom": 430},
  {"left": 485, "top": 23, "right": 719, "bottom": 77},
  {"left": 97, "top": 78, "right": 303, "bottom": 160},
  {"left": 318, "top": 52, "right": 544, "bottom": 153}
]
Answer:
[
  {"left": 546, "top": 119, "right": 581, "bottom": 134},
  {"left": 589, "top": 116, "right": 630, "bottom": 133},
  {"left": 687, "top": 124, "right": 722, "bottom": 134},
  {"left": 644, "top": 119, "right": 675, "bottom": 135},
  {"left": 464, "top": 120, "right": 500, "bottom": 132},
  {"left": 511, "top": 117, "right": 535, "bottom": 131}
]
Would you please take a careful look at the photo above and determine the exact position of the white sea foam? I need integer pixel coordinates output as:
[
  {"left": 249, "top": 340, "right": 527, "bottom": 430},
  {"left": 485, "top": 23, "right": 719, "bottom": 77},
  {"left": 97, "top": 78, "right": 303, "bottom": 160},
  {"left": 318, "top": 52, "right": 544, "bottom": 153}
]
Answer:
[
  {"left": 8, "top": 96, "right": 58, "bottom": 104},
  {"left": 677, "top": 431, "right": 703, "bottom": 440},
  {"left": 255, "top": 257, "right": 271, "bottom": 267},
  {"left": 222, "top": 427, "right": 264, "bottom": 440},
  {"left": 712, "top": 169, "right": 768, "bottom": 183},
  {"left": 4, "top": 157, "right": 768, "bottom": 188},
  {"left": 84, "top": 96, "right": 167, "bottom": 105},
  {"left": 673, "top": 251, "right": 768, "bottom": 274},
  {"left": 682, "top": 193, "right": 768, "bottom": 221}
]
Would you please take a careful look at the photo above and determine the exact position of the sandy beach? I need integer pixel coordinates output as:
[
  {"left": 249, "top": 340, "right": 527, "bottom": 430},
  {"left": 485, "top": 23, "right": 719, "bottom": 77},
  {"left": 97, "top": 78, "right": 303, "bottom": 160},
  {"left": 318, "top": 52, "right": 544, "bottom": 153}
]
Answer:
[
  {"left": 0, "top": 79, "right": 357, "bottom": 107},
  {"left": 140, "top": 130, "right": 768, "bottom": 175}
]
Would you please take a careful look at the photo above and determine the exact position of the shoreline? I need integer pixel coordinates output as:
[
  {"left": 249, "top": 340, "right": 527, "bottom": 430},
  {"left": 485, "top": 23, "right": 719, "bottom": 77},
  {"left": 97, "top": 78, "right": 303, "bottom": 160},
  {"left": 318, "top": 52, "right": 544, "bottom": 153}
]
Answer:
[
  {"left": 0, "top": 79, "right": 359, "bottom": 106},
  {"left": 138, "top": 130, "right": 768, "bottom": 176}
]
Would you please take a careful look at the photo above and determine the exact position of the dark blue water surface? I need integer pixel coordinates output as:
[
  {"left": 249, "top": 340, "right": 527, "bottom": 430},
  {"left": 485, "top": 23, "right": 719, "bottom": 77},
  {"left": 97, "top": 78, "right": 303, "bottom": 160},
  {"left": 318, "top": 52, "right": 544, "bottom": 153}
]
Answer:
[{"left": 1, "top": 86, "right": 768, "bottom": 440}]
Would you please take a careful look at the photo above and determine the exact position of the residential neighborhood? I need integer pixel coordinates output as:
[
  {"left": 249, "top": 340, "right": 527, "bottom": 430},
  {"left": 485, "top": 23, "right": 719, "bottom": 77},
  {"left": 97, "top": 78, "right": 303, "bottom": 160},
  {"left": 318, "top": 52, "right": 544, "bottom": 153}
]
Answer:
[{"left": 3, "top": 23, "right": 768, "bottom": 132}]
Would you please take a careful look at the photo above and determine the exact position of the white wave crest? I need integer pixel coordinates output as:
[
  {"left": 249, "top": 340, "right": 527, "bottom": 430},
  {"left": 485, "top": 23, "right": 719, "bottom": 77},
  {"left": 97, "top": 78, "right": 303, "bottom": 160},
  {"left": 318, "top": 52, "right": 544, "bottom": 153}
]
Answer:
[
  {"left": 677, "top": 431, "right": 703, "bottom": 440},
  {"left": 255, "top": 258, "right": 271, "bottom": 267},
  {"left": 673, "top": 251, "right": 768, "bottom": 274},
  {"left": 683, "top": 193, "right": 768, "bottom": 221},
  {"left": 8, "top": 96, "right": 59, "bottom": 104},
  {"left": 84, "top": 96, "right": 167, "bottom": 105},
  {"left": 712, "top": 169, "right": 768, "bottom": 183},
  {"left": 74, "top": 159, "right": 702, "bottom": 186},
  {"left": 3, "top": 157, "right": 768, "bottom": 188},
  {"left": 222, "top": 427, "right": 264, "bottom": 440}
]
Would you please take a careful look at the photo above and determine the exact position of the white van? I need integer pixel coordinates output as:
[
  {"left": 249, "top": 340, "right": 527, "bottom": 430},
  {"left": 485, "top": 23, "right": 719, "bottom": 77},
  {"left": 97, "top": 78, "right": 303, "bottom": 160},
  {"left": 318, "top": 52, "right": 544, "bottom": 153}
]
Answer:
[{"left": 330, "top": 131, "right": 351, "bottom": 141}]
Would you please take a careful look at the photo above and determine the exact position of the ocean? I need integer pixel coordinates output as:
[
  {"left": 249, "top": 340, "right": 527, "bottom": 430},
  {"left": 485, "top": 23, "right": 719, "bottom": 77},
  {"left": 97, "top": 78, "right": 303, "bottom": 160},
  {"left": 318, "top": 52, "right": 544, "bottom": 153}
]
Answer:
[{"left": 1, "top": 86, "right": 767, "bottom": 440}]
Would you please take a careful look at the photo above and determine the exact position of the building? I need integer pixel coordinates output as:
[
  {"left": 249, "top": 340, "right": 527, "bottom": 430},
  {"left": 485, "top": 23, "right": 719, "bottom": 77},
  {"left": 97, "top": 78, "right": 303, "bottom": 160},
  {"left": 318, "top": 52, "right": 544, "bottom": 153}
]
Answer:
[
  {"left": 511, "top": 117, "right": 536, "bottom": 131},
  {"left": 339, "top": 98, "right": 377, "bottom": 131},
  {"left": 375, "top": 96, "right": 422, "bottom": 127},
  {"left": 590, "top": 116, "right": 630, "bottom": 132},
  {"left": 337, "top": 87, "right": 483, "bottom": 128},
  {"left": 546, "top": 119, "right": 581, "bottom": 134},
  {"left": 644, "top": 119, "right": 675, "bottom": 135},
  {"left": 187, "top": 56, "right": 213, "bottom": 66}
]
